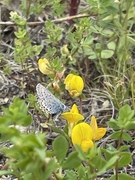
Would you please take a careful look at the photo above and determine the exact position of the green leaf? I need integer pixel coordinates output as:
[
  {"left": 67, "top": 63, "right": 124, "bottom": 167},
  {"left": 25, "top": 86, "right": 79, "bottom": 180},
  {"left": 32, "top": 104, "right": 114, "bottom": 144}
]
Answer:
[
  {"left": 88, "top": 51, "right": 97, "bottom": 59},
  {"left": 116, "top": 105, "right": 135, "bottom": 129},
  {"left": 0, "top": 171, "right": 13, "bottom": 176},
  {"left": 97, "top": 155, "right": 118, "bottom": 175},
  {"left": 125, "top": 121, "right": 135, "bottom": 130},
  {"left": 101, "top": 49, "right": 114, "bottom": 58},
  {"left": 44, "top": 159, "right": 58, "bottom": 179},
  {"left": 90, "top": 155, "right": 106, "bottom": 170},
  {"left": 110, "top": 131, "right": 132, "bottom": 141},
  {"left": 118, "top": 105, "right": 134, "bottom": 121},
  {"left": 52, "top": 136, "right": 68, "bottom": 163},
  {"left": 35, "top": 148, "right": 46, "bottom": 160},
  {"left": 73, "top": 145, "right": 86, "bottom": 161},
  {"left": 78, "top": 164, "right": 88, "bottom": 179},
  {"left": 107, "top": 118, "right": 120, "bottom": 130},
  {"left": 51, "top": 125, "right": 68, "bottom": 139},
  {"left": 108, "top": 105, "right": 135, "bottom": 129},
  {"left": 64, "top": 170, "right": 77, "bottom": 180},
  {"left": 102, "top": 29, "right": 114, "bottom": 37},
  {"left": 63, "top": 151, "right": 81, "bottom": 169},
  {"left": 119, "top": 145, "right": 130, "bottom": 152},
  {"left": 118, "top": 152, "right": 132, "bottom": 168},
  {"left": 14, "top": 29, "right": 27, "bottom": 38},
  {"left": 107, "top": 41, "right": 116, "bottom": 50},
  {"left": 2, "top": 97, "right": 32, "bottom": 126},
  {"left": 127, "top": 36, "right": 135, "bottom": 45},
  {"left": 113, "top": 20, "right": 125, "bottom": 33},
  {"left": 83, "top": 37, "right": 94, "bottom": 45},
  {"left": 101, "top": 146, "right": 118, "bottom": 162},
  {"left": 110, "top": 173, "right": 135, "bottom": 180}
]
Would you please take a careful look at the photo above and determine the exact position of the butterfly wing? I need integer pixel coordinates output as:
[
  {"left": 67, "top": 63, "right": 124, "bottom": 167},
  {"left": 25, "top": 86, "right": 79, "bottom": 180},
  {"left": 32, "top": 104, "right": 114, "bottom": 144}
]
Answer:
[{"left": 36, "top": 83, "right": 68, "bottom": 116}]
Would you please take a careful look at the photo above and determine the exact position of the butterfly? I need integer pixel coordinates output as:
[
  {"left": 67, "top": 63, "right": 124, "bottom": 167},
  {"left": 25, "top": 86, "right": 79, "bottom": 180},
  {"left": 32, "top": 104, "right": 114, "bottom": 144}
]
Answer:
[{"left": 36, "top": 83, "right": 69, "bottom": 120}]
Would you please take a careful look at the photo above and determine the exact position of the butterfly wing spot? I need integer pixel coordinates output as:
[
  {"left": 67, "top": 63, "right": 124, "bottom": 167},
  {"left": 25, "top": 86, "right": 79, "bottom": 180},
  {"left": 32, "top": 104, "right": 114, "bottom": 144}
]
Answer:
[
  {"left": 37, "top": 98, "right": 50, "bottom": 114},
  {"left": 36, "top": 83, "right": 69, "bottom": 120}
]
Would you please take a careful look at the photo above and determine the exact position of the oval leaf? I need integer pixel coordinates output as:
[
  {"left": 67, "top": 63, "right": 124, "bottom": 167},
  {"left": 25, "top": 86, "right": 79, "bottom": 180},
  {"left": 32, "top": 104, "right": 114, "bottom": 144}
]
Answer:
[
  {"left": 101, "top": 50, "right": 114, "bottom": 58},
  {"left": 52, "top": 136, "right": 68, "bottom": 163},
  {"left": 63, "top": 151, "right": 81, "bottom": 169}
]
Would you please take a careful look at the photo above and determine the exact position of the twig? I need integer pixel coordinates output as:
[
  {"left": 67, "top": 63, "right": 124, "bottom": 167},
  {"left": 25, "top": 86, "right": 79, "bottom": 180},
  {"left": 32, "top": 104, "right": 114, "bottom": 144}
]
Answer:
[{"left": 0, "top": 13, "right": 94, "bottom": 26}]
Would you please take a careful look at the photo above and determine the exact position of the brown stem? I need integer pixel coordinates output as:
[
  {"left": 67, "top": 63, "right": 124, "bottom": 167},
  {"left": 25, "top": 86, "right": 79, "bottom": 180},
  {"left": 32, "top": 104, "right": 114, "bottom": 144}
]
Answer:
[
  {"left": 69, "top": 0, "right": 80, "bottom": 26},
  {"left": 79, "top": 96, "right": 83, "bottom": 114}
]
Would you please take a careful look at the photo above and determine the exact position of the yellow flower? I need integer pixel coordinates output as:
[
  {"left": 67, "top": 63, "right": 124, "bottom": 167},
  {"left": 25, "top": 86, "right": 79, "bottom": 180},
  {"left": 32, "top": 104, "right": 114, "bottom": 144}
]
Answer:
[
  {"left": 71, "top": 116, "right": 107, "bottom": 152},
  {"left": 61, "top": 104, "right": 84, "bottom": 137},
  {"left": 38, "top": 58, "right": 52, "bottom": 75},
  {"left": 64, "top": 74, "right": 84, "bottom": 98},
  {"left": 90, "top": 116, "right": 106, "bottom": 141},
  {"left": 61, "top": 104, "right": 84, "bottom": 123},
  {"left": 71, "top": 123, "right": 94, "bottom": 152}
]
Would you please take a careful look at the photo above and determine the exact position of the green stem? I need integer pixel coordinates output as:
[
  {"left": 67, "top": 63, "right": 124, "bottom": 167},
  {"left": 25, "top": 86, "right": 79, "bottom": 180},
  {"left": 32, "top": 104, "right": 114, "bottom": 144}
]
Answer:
[
  {"left": 130, "top": 73, "right": 135, "bottom": 110},
  {"left": 115, "top": 128, "right": 124, "bottom": 180},
  {"left": 122, "top": 0, "right": 132, "bottom": 75},
  {"left": 26, "top": 0, "right": 32, "bottom": 19},
  {"left": 89, "top": 163, "right": 96, "bottom": 180},
  {"left": 117, "top": 0, "right": 132, "bottom": 77}
]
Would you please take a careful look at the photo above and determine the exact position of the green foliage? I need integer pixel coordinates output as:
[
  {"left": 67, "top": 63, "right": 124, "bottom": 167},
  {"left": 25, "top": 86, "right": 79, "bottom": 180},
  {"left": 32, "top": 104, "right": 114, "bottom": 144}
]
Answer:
[
  {"left": 0, "top": 98, "right": 54, "bottom": 179},
  {"left": 2, "top": 98, "right": 134, "bottom": 179},
  {"left": 110, "top": 131, "right": 132, "bottom": 141},
  {"left": 20, "top": 0, "right": 50, "bottom": 17},
  {"left": 44, "top": 20, "right": 64, "bottom": 44},
  {"left": 1, "top": 0, "right": 135, "bottom": 179},
  {"left": 1, "top": 97, "right": 32, "bottom": 128},
  {"left": 10, "top": 11, "right": 42, "bottom": 64},
  {"left": 52, "top": 136, "right": 68, "bottom": 164},
  {"left": 110, "top": 173, "right": 135, "bottom": 180},
  {"left": 108, "top": 104, "right": 135, "bottom": 130},
  {"left": 62, "top": 151, "right": 81, "bottom": 169}
]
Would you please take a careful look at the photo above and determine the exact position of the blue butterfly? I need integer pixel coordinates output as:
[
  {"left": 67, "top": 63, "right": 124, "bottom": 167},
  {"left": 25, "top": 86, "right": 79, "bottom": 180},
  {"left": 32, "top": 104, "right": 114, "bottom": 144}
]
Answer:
[{"left": 36, "top": 83, "right": 69, "bottom": 120}]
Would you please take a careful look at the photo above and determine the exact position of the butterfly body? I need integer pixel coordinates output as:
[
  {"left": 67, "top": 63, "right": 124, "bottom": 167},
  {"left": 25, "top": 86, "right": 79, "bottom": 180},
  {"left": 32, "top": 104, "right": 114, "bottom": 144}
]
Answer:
[{"left": 36, "top": 83, "right": 69, "bottom": 120}]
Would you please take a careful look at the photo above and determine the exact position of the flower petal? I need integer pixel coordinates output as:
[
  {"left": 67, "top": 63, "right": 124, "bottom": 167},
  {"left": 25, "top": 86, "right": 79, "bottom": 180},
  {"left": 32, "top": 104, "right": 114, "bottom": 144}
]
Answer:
[
  {"left": 71, "top": 104, "right": 79, "bottom": 113},
  {"left": 38, "top": 58, "right": 52, "bottom": 75},
  {"left": 90, "top": 116, "right": 98, "bottom": 132},
  {"left": 61, "top": 112, "right": 84, "bottom": 123},
  {"left": 61, "top": 104, "right": 84, "bottom": 123},
  {"left": 69, "top": 76, "right": 84, "bottom": 93},
  {"left": 64, "top": 74, "right": 84, "bottom": 98},
  {"left": 94, "top": 128, "right": 107, "bottom": 141},
  {"left": 71, "top": 123, "right": 94, "bottom": 151},
  {"left": 64, "top": 74, "right": 74, "bottom": 85},
  {"left": 90, "top": 116, "right": 107, "bottom": 141},
  {"left": 81, "top": 139, "right": 94, "bottom": 152}
]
